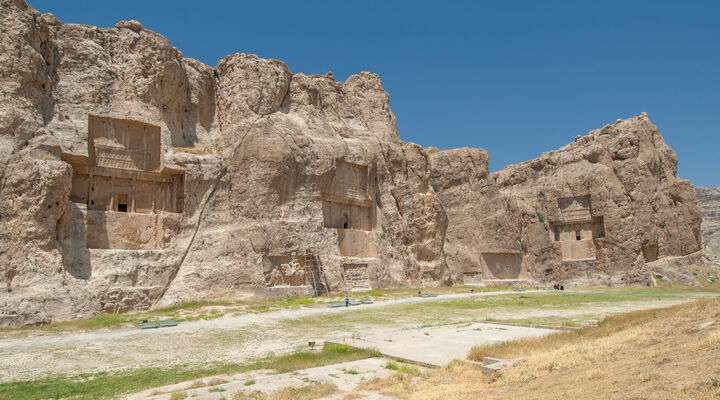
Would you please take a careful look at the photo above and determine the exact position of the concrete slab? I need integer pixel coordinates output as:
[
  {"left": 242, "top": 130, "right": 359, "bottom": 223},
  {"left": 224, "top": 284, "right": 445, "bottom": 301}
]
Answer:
[
  {"left": 333, "top": 322, "right": 557, "bottom": 367},
  {"left": 125, "top": 357, "right": 396, "bottom": 400}
]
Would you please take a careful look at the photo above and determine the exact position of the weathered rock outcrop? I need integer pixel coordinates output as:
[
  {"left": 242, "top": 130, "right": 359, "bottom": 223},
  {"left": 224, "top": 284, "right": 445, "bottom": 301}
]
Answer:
[
  {"left": 0, "top": 0, "right": 706, "bottom": 325},
  {"left": 430, "top": 115, "right": 704, "bottom": 286},
  {"left": 697, "top": 187, "right": 720, "bottom": 264},
  {"left": 0, "top": 0, "right": 446, "bottom": 325}
]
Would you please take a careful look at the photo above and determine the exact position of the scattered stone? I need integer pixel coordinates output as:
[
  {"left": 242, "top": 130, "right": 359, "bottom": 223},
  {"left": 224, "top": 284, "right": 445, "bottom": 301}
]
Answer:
[
  {"left": 460, "top": 357, "right": 516, "bottom": 376},
  {"left": 480, "top": 357, "right": 516, "bottom": 376}
]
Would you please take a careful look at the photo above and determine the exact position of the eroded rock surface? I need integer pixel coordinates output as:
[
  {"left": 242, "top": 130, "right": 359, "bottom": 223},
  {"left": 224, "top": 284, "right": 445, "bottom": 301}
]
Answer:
[
  {"left": 0, "top": 0, "right": 446, "bottom": 324},
  {"left": 0, "top": 0, "right": 706, "bottom": 325},
  {"left": 429, "top": 114, "right": 704, "bottom": 286},
  {"left": 696, "top": 187, "right": 720, "bottom": 264}
]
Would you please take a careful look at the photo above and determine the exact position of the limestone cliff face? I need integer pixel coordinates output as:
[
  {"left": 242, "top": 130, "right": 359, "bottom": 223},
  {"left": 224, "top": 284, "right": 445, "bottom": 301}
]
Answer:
[
  {"left": 697, "top": 187, "right": 720, "bottom": 264},
  {"left": 0, "top": 0, "right": 705, "bottom": 325},
  {"left": 430, "top": 115, "right": 703, "bottom": 285},
  {"left": 0, "top": 0, "right": 447, "bottom": 325}
]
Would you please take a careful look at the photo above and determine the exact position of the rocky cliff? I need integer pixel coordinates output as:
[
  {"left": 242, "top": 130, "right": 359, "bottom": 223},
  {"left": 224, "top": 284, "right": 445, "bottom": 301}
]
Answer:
[
  {"left": 0, "top": 0, "right": 706, "bottom": 325},
  {"left": 429, "top": 115, "right": 704, "bottom": 286},
  {"left": 697, "top": 187, "right": 720, "bottom": 264}
]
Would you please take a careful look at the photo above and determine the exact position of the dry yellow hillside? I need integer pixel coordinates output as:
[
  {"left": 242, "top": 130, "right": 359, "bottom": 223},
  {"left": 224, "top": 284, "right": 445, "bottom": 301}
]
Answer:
[{"left": 361, "top": 298, "right": 720, "bottom": 400}]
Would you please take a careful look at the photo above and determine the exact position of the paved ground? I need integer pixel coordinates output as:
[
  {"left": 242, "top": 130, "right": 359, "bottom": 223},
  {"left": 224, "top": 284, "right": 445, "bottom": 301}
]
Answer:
[
  {"left": 334, "top": 322, "right": 557, "bottom": 367},
  {"left": 125, "top": 357, "right": 397, "bottom": 400},
  {"left": 124, "top": 320, "right": 556, "bottom": 399}
]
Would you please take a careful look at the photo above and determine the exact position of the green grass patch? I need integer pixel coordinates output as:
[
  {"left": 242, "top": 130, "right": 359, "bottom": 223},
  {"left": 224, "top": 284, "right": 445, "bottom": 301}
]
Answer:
[
  {"left": 347, "top": 285, "right": 516, "bottom": 299},
  {"left": 262, "top": 342, "right": 379, "bottom": 373},
  {"left": 483, "top": 316, "right": 591, "bottom": 329},
  {"left": 0, "top": 295, "right": 326, "bottom": 335},
  {"left": 247, "top": 297, "right": 316, "bottom": 313},
  {"left": 280, "top": 287, "right": 715, "bottom": 331},
  {"left": 385, "top": 361, "right": 422, "bottom": 376},
  {"left": 0, "top": 299, "right": 239, "bottom": 335},
  {"left": 0, "top": 343, "right": 378, "bottom": 400},
  {"left": 169, "top": 392, "right": 187, "bottom": 400},
  {"left": 342, "top": 367, "right": 360, "bottom": 375}
]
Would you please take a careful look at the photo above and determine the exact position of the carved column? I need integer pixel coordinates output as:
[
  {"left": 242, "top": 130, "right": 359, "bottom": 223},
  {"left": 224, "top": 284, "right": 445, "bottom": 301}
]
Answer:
[
  {"left": 171, "top": 177, "right": 177, "bottom": 212},
  {"left": 109, "top": 176, "right": 115, "bottom": 211},
  {"left": 87, "top": 171, "right": 93, "bottom": 208},
  {"left": 131, "top": 176, "right": 136, "bottom": 213}
]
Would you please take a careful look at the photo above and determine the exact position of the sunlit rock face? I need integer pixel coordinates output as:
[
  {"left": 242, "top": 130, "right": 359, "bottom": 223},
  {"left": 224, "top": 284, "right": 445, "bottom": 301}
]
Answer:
[
  {"left": 0, "top": 0, "right": 704, "bottom": 325},
  {"left": 697, "top": 187, "right": 720, "bottom": 265},
  {"left": 429, "top": 114, "right": 703, "bottom": 286},
  {"left": 0, "top": 0, "right": 447, "bottom": 325}
]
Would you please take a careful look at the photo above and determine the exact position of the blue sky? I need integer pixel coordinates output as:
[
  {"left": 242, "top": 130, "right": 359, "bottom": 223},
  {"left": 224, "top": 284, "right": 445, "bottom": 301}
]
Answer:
[{"left": 30, "top": 1, "right": 719, "bottom": 186}]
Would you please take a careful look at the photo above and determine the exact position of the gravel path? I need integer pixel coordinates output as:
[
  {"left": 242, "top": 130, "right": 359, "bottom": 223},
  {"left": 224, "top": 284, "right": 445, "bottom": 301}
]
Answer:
[{"left": 0, "top": 290, "right": 532, "bottom": 351}]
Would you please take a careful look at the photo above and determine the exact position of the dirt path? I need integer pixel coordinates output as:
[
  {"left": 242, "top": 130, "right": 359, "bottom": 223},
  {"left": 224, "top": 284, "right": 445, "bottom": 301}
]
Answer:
[
  {"left": 0, "top": 289, "right": 713, "bottom": 382},
  {"left": 0, "top": 290, "right": 531, "bottom": 350}
]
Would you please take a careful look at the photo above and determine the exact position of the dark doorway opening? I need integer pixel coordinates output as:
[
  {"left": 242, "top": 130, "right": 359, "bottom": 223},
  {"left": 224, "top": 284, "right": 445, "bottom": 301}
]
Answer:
[{"left": 117, "top": 194, "right": 129, "bottom": 212}]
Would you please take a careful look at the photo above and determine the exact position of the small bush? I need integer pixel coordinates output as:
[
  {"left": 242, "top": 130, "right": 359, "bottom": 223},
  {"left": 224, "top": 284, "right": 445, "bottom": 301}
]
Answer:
[
  {"left": 169, "top": 392, "right": 187, "bottom": 400},
  {"left": 385, "top": 361, "right": 421, "bottom": 376},
  {"left": 207, "top": 377, "right": 229, "bottom": 386},
  {"left": 186, "top": 380, "right": 206, "bottom": 389}
]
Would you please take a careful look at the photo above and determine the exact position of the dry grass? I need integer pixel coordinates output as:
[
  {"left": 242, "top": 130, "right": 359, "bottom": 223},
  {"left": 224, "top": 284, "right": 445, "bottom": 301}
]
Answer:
[
  {"left": 185, "top": 380, "right": 208, "bottom": 389},
  {"left": 467, "top": 303, "right": 685, "bottom": 361},
  {"left": 207, "top": 377, "right": 229, "bottom": 386},
  {"left": 168, "top": 392, "right": 187, "bottom": 400},
  {"left": 183, "top": 377, "right": 228, "bottom": 390},
  {"left": 231, "top": 382, "right": 336, "bottom": 400},
  {"left": 359, "top": 298, "right": 720, "bottom": 400}
]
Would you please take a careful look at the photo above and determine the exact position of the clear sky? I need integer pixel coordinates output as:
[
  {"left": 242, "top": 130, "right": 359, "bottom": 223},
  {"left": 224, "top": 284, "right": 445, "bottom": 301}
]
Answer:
[{"left": 29, "top": 0, "right": 719, "bottom": 186}]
